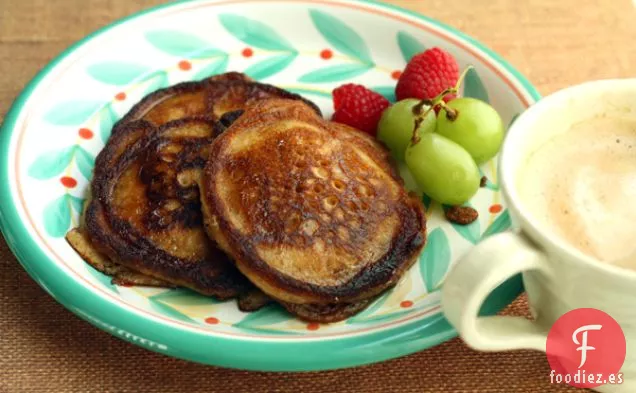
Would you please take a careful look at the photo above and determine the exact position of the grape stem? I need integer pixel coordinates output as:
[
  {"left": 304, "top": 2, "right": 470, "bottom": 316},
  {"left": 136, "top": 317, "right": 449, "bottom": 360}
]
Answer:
[
  {"left": 412, "top": 98, "right": 434, "bottom": 116},
  {"left": 411, "top": 117, "right": 425, "bottom": 144},
  {"left": 444, "top": 104, "right": 458, "bottom": 121},
  {"left": 410, "top": 65, "right": 475, "bottom": 145}
]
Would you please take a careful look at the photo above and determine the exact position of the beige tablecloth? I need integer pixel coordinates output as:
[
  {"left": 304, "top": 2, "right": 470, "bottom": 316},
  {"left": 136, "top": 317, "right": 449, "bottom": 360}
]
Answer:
[{"left": 2, "top": 0, "right": 635, "bottom": 391}]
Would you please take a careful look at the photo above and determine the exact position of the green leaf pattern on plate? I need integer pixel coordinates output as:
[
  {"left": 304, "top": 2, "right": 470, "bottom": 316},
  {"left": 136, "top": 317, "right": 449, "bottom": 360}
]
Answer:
[
  {"left": 148, "top": 298, "right": 199, "bottom": 324},
  {"left": 233, "top": 326, "right": 298, "bottom": 336},
  {"left": 478, "top": 168, "right": 500, "bottom": 191},
  {"left": 309, "top": 10, "right": 373, "bottom": 63},
  {"left": 87, "top": 62, "right": 151, "bottom": 86},
  {"left": 419, "top": 228, "right": 451, "bottom": 292},
  {"left": 43, "top": 195, "right": 72, "bottom": 238},
  {"left": 100, "top": 104, "right": 118, "bottom": 143},
  {"left": 284, "top": 88, "right": 333, "bottom": 99},
  {"left": 219, "top": 14, "right": 295, "bottom": 51},
  {"left": 347, "top": 274, "right": 412, "bottom": 324},
  {"left": 298, "top": 63, "right": 373, "bottom": 83},
  {"left": 85, "top": 264, "right": 118, "bottom": 293},
  {"left": 145, "top": 30, "right": 223, "bottom": 57},
  {"left": 371, "top": 86, "right": 397, "bottom": 102},
  {"left": 482, "top": 210, "right": 512, "bottom": 239},
  {"left": 345, "top": 290, "right": 393, "bottom": 324},
  {"left": 234, "top": 304, "right": 292, "bottom": 329},
  {"left": 300, "top": 10, "right": 374, "bottom": 84},
  {"left": 68, "top": 195, "right": 85, "bottom": 214},
  {"left": 218, "top": 14, "right": 297, "bottom": 79},
  {"left": 190, "top": 48, "right": 228, "bottom": 60},
  {"left": 150, "top": 289, "right": 220, "bottom": 306},
  {"left": 193, "top": 56, "right": 229, "bottom": 80},
  {"left": 244, "top": 53, "right": 298, "bottom": 80},
  {"left": 142, "top": 70, "right": 170, "bottom": 96},
  {"left": 43, "top": 101, "right": 103, "bottom": 126},
  {"left": 28, "top": 146, "right": 75, "bottom": 180},
  {"left": 349, "top": 309, "right": 413, "bottom": 325},
  {"left": 463, "top": 67, "right": 490, "bottom": 103},
  {"left": 74, "top": 146, "right": 95, "bottom": 181},
  {"left": 397, "top": 31, "right": 426, "bottom": 62},
  {"left": 146, "top": 30, "right": 229, "bottom": 81}
]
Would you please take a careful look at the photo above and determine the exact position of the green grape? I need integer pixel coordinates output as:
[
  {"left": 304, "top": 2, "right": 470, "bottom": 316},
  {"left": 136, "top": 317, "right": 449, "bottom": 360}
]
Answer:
[
  {"left": 437, "top": 97, "right": 504, "bottom": 165},
  {"left": 377, "top": 99, "right": 436, "bottom": 161},
  {"left": 405, "top": 132, "right": 480, "bottom": 205}
]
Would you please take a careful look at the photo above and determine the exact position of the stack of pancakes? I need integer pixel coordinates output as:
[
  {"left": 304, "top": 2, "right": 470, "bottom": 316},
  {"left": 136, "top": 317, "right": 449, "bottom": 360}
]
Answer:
[{"left": 67, "top": 72, "right": 427, "bottom": 322}]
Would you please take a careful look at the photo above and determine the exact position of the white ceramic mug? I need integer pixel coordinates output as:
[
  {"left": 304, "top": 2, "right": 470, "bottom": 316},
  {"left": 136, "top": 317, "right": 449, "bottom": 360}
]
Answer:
[{"left": 442, "top": 79, "right": 636, "bottom": 393}]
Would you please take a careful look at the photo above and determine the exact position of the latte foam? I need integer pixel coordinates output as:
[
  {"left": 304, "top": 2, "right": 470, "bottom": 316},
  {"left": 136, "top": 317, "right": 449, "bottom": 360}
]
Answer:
[{"left": 519, "top": 116, "right": 636, "bottom": 266}]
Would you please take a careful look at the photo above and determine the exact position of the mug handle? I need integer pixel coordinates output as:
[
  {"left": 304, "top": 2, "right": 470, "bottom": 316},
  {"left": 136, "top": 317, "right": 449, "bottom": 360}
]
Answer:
[{"left": 442, "top": 231, "right": 552, "bottom": 352}]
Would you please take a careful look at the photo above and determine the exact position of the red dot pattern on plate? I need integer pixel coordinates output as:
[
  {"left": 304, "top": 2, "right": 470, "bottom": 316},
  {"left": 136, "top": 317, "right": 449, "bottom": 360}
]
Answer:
[
  {"left": 115, "top": 92, "right": 126, "bottom": 101},
  {"left": 78, "top": 128, "right": 94, "bottom": 140},
  {"left": 204, "top": 317, "right": 219, "bottom": 325},
  {"left": 306, "top": 323, "right": 320, "bottom": 331},
  {"left": 391, "top": 70, "right": 402, "bottom": 80},
  {"left": 178, "top": 60, "right": 192, "bottom": 71},
  {"left": 489, "top": 204, "right": 503, "bottom": 214},
  {"left": 400, "top": 300, "right": 413, "bottom": 308},
  {"left": 242, "top": 48, "right": 254, "bottom": 57},
  {"left": 320, "top": 49, "right": 333, "bottom": 60},
  {"left": 60, "top": 177, "right": 77, "bottom": 188}
]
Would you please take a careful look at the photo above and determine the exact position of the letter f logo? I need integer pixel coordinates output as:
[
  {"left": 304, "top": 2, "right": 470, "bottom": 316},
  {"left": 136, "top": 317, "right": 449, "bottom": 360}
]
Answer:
[{"left": 572, "top": 324, "right": 603, "bottom": 368}]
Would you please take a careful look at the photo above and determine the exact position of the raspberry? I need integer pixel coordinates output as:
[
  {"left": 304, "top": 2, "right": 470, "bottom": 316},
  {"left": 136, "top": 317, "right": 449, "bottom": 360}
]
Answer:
[
  {"left": 331, "top": 84, "right": 390, "bottom": 135},
  {"left": 395, "top": 47, "right": 460, "bottom": 102}
]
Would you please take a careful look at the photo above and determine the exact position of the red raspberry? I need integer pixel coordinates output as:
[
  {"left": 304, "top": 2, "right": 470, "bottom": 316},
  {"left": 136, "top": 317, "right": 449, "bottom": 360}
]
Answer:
[
  {"left": 395, "top": 47, "right": 460, "bottom": 102},
  {"left": 332, "top": 84, "right": 390, "bottom": 136}
]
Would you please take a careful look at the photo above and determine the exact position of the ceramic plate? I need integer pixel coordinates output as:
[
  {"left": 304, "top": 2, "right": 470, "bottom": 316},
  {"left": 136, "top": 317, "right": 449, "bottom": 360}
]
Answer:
[{"left": 0, "top": 0, "right": 539, "bottom": 371}]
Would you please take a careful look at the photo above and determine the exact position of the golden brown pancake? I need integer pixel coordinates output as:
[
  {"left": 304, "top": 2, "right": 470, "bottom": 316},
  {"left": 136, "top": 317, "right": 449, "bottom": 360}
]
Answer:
[
  {"left": 201, "top": 99, "right": 427, "bottom": 308},
  {"left": 113, "top": 72, "right": 247, "bottom": 128},
  {"left": 113, "top": 72, "right": 320, "bottom": 131},
  {"left": 67, "top": 72, "right": 412, "bottom": 321},
  {"left": 281, "top": 298, "right": 375, "bottom": 323},
  {"left": 66, "top": 228, "right": 173, "bottom": 287},
  {"left": 83, "top": 118, "right": 250, "bottom": 298},
  {"left": 237, "top": 289, "right": 273, "bottom": 312},
  {"left": 235, "top": 289, "right": 377, "bottom": 322},
  {"left": 69, "top": 72, "right": 323, "bottom": 301}
]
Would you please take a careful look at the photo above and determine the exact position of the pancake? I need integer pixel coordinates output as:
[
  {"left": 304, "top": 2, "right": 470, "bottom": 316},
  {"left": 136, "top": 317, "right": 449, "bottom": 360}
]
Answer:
[
  {"left": 201, "top": 99, "right": 427, "bottom": 308},
  {"left": 281, "top": 298, "right": 375, "bottom": 323},
  {"left": 69, "top": 72, "right": 323, "bottom": 298},
  {"left": 113, "top": 72, "right": 320, "bottom": 131},
  {"left": 237, "top": 289, "right": 274, "bottom": 312},
  {"left": 67, "top": 72, "right": 417, "bottom": 321},
  {"left": 205, "top": 79, "right": 321, "bottom": 119},
  {"left": 113, "top": 72, "right": 247, "bottom": 129},
  {"left": 82, "top": 118, "right": 250, "bottom": 298},
  {"left": 66, "top": 228, "right": 173, "bottom": 287}
]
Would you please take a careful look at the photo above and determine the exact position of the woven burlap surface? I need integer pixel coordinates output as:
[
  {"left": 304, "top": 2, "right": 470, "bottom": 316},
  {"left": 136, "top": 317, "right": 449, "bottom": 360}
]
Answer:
[{"left": 2, "top": 0, "right": 635, "bottom": 392}]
